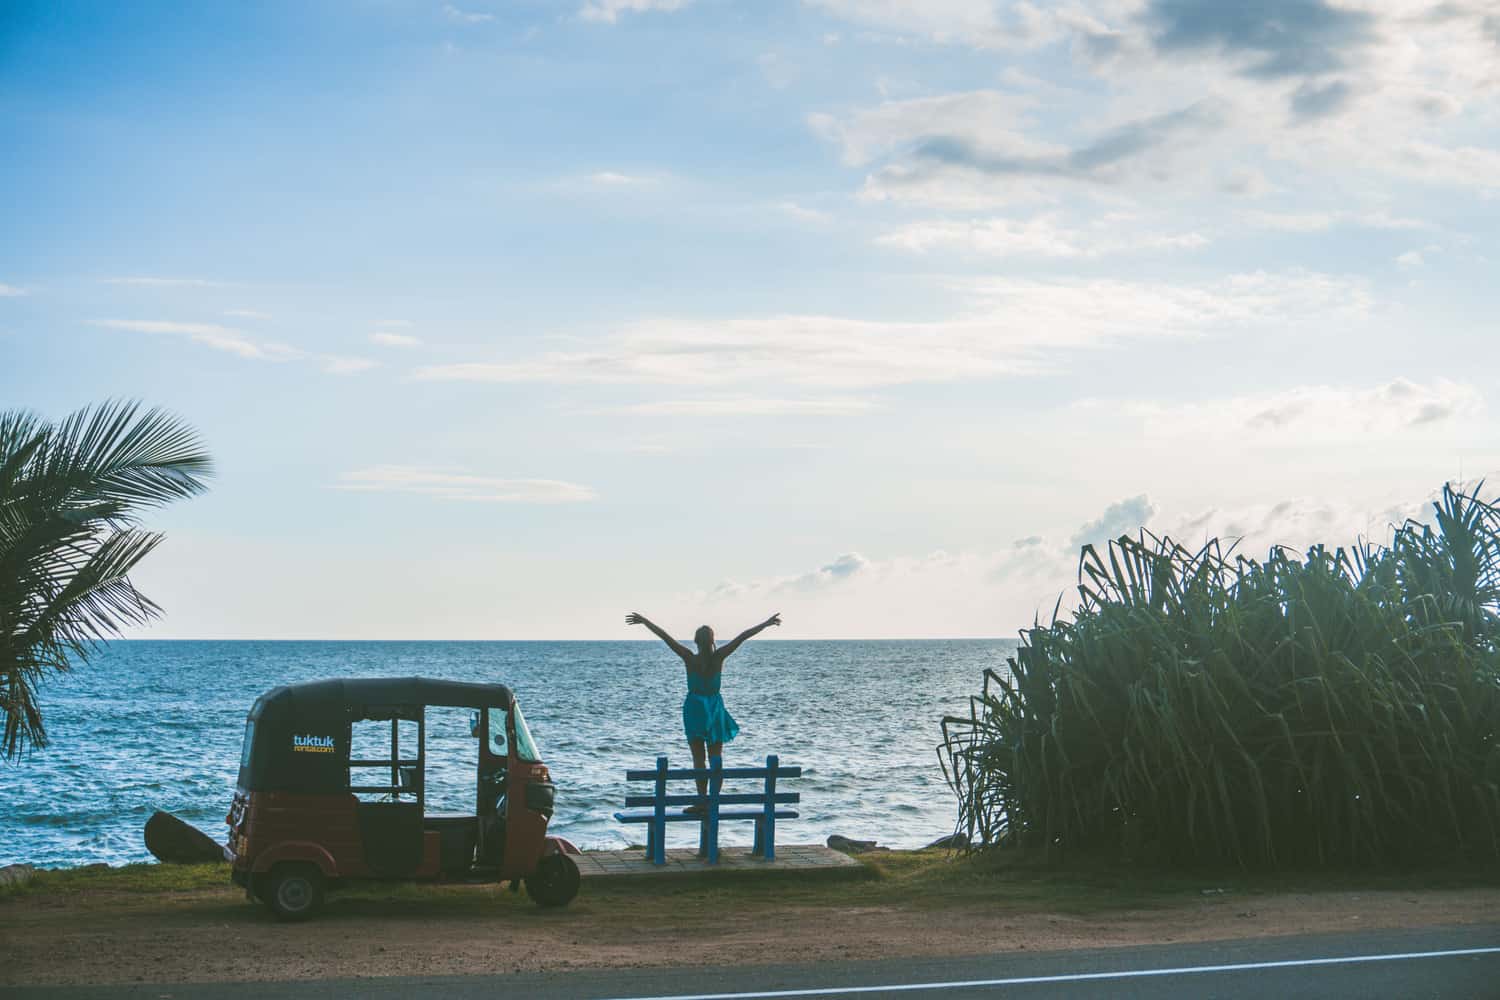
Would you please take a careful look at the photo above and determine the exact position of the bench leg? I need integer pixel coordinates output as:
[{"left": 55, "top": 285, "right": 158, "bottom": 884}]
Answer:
[
  {"left": 753, "top": 819, "right": 764, "bottom": 857},
  {"left": 652, "top": 817, "right": 668, "bottom": 865}
]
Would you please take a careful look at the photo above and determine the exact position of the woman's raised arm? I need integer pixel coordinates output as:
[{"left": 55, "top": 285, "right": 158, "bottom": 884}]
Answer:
[
  {"left": 718, "top": 612, "right": 782, "bottom": 659},
  {"left": 626, "top": 612, "right": 692, "bottom": 661}
]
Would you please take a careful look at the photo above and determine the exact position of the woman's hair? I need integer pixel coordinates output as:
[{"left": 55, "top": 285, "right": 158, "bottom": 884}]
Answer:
[{"left": 694, "top": 625, "right": 714, "bottom": 649}]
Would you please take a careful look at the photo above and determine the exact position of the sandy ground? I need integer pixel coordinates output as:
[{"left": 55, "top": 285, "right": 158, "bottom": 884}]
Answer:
[{"left": 3, "top": 880, "right": 1499, "bottom": 986}]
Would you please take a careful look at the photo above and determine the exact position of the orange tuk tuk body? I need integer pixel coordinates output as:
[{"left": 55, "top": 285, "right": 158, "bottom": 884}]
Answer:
[{"left": 226, "top": 677, "right": 580, "bottom": 920}]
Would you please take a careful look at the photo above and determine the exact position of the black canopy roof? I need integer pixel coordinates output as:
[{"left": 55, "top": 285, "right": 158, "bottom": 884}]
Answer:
[
  {"left": 249, "top": 677, "right": 515, "bottom": 721},
  {"left": 238, "top": 677, "right": 514, "bottom": 793}
]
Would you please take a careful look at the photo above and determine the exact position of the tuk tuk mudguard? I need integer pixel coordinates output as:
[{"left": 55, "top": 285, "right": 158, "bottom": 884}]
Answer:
[
  {"left": 251, "top": 841, "right": 339, "bottom": 878},
  {"left": 545, "top": 835, "right": 581, "bottom": 856}
]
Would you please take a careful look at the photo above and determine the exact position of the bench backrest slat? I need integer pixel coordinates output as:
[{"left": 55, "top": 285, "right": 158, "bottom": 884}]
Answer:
[
  {"left": 626, "top": 765, "right": 802, "bottom": 781},
  {"left": 623, "top": 791, "right": 800, "bottom": 807}
]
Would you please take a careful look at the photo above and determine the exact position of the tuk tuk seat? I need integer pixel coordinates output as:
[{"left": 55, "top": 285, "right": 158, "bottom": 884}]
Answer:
[{"left": 422, "top": 814, "right": 480, "bottom": 874}]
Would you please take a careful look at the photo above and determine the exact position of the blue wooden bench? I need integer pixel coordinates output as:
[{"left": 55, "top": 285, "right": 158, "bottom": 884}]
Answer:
[{"left": 614, "top": 754, "right": 800, "bottom": 864}]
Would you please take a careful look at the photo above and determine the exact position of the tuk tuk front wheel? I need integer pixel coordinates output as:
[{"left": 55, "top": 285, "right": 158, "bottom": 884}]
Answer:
[
  {"left": 525, "top": 852, "right": 580, "bottom": 908},
  {"left": 265, "top": 863, "right": 325, "bottom": 922}
]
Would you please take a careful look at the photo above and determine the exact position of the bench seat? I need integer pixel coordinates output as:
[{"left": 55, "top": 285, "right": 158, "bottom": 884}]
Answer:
[{"left": 614, "top": 807, "right": 799, "bottom": 823}]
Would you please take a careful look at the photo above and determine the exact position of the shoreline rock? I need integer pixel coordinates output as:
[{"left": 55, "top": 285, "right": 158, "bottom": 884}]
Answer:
[
  {"left": 0, "top": 863, "right": 37, "bottom": 888},
  {"left": 143, "top": 811, "right": 229, "bottom": 864},
  {"left": 827, "top": 835, "right": 886, "bottom": 854},
  {"left": 923, "top": 833, "right": 969, "bottom": 850}
]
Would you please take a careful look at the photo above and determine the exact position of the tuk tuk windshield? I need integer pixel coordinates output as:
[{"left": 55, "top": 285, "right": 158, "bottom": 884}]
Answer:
[
  {"left": 512, "top": 701, "right": 540, "bottom": 763},
  {"left": 486, "top": 708, "right": 508, "bottom": 757},
  {"left": 238, "top": 719, "right": 255, "bottom": 770}
]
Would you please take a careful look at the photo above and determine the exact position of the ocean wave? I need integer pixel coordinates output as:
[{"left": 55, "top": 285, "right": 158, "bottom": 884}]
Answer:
[{"left": 2, "top": 638, "right": 991, "bottom": 865}]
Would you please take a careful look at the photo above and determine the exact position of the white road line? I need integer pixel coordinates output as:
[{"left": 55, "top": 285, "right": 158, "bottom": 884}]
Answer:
[{"left": 595, "top": 947, "right": 1500, "bottom": 1000}]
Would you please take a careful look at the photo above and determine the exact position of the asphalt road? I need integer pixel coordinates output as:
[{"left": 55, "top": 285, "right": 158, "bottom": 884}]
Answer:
[{"left": 8, "top": 923, "right": 1499, "bottom": 999}]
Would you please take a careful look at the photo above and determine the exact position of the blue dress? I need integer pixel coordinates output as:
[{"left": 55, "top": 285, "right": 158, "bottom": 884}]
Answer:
[{"left": 682, "top": 666, "right": 739, "bottom": 744}]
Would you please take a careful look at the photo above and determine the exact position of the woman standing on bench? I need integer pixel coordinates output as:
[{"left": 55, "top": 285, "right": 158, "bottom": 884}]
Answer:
[{"left": 626, "top": 611, "right": 781, "bottom": 811}]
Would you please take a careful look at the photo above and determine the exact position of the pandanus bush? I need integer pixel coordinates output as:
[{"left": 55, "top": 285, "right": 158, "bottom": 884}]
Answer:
[{"left": 939, "top": 483, "right": 1500, "bottom": 868}]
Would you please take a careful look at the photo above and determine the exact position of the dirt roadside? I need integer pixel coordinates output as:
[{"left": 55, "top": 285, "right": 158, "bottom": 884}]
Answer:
[{"left": 3, "top": 859, "right": 1498, "bottom": 987}]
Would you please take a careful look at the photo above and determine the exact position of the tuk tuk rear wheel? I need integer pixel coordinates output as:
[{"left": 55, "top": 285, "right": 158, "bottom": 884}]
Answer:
[
  {"left": 525, "top": 852, "right": 580, "bottom": 908},
  {"left": 265, "top": 863, "right": 324, "bottom": 922}
]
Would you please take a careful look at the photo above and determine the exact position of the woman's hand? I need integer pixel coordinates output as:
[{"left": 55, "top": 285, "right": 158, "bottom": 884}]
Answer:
[
  {"left": 625, "top": 612, "right": 647, "bottom": 626},
  {"left": 764, "top": 612, "right": 782, "bottom": 628}
]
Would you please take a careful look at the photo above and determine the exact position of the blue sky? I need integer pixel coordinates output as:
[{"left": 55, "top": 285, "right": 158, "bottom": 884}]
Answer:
[{"left": 3, "top": 0, "right": 1497, "bottom": 638}]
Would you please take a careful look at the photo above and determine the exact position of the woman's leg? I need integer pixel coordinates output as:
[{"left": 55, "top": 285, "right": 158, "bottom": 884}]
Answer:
[
  {"left": 689, "top": 738, "right": 707, "bottom": 797},
  {"left": 705, "top": 744, "right": 723, "bottom": 805}
]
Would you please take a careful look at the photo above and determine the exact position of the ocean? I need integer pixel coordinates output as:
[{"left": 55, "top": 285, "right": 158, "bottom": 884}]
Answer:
[{"left": 0, "top": 639, "right": 1015, "bottom": 868}]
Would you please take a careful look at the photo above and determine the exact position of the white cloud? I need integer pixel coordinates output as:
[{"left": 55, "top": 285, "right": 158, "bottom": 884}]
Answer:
[
  {"left": 579, "top": 0, "right": 694, "bottom": 24},
  {"left": 817, "top": 93, "right": 1231, "bottom": 210},
  {"left": 323, "top": 357, "right": 380, "bottom": 375},
  {"left": 1152, "top": 491, "right": 1447, "bottom": 557},
  {"left": 689, "top": 548, "right": 1016, "bottom": 637},
  {"left": 805, "top": 0, "right": 1062, "bottom": 51},
  {"left": 758, "top": 51, "right": 795, "bottom": 90},
  {"left": 778, "top": 552, "right": 871, "bottom": 591},
  {"left": 674, "top": 480, "right": 1496, "bottom": 637},
  {"left": 775, "top": 200, "right": 833, "bottom": 224},
  {"left": 1389, "top": 142, "right": 1500, "bottom": 190},
  {"left": 611, "top": 397, "right": 877, "bottom": 416},
  {"left": 545, "top": 171, "right": 669, "bottom": 197},
  {"left": 1117, "top": 378, "right": 1483, "bottom": 441},
  {"left": 706, "top": 551, "right": 875, "bottom": 601},
  {"left": 95, "top": 319, "right": 303, "bottom": 361},
  {"left": 587, "top": 170, "right": 657, "bottom": 187},
  {"left": 337, "top": 466, "right": 596, "bottom": 503},
  {"left": 102, "top": 276, "right": 222, "bottom": 288},
  {"left": 97, "top": 318, "right": 380, "bottom": 376},
  {"left": 1221, "top": 167, "right": 1273, "bottom": 197},
  {"left": 0, "top": 283, "right": 26, "bottom": 297},
  {"left": 1070, "top": 494, "right": 1158, "bottom": 550},
  {"left": 805, "top": 2, "right": 1500, "bottom": 215},
  {"left": 1242, "top": 209, "right": 1431, "bottom": 232},
  {"left": 443, "top": 4, "right": 494, "bottom": 23},
  {"left": 808, "top": 90, "right": 1039, "bottom": 169},
  {"left": 371, "top": 332, "right": 424, "bottom": 348},
  {"left": 877, "top": 214, "right": 1208, "bottom": 257},
  {"left": 223, "top": 308, "right": 270, "bottom": 319},
  {"left": 415, "top": 271, "right": 1366, "bottom": 390}
]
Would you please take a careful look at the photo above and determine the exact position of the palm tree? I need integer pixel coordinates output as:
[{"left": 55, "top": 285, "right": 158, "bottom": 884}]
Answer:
[{"left": 0, "top": 401, "right": 211, "bottom": 758}]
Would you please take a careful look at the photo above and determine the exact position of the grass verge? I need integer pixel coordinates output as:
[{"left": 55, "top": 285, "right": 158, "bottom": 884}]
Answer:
[{"left": 5, "top": 849, "right": 1498, "bottom": 917}]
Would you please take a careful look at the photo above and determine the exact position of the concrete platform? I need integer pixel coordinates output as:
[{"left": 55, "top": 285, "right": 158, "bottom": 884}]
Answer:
[{"left": 574, "top": 844, "right": 864, "bottom": 879}]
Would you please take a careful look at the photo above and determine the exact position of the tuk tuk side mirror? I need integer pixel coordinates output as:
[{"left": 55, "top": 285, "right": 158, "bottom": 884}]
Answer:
[{"left": 469, "top": 711, "right": 481, "bottom": 738}]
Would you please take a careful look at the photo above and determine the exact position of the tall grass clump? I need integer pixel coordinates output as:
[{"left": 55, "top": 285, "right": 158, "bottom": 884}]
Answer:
[{"left": 939, "top": 483, "right": 1500, "bottom": 869}]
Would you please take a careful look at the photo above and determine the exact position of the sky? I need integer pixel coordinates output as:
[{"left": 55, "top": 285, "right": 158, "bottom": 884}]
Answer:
[{"left": 2, "top": 0, "right": 1497, "bottom": 639}]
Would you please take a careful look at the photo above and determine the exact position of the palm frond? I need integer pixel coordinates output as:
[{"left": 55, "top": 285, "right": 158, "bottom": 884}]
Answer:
[{"left": 0, "top": 401, "right": 211, "bottom": 758}]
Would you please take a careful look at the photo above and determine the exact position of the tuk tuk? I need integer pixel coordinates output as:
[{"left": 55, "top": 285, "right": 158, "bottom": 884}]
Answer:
[{"left": 226, "top": 677, "right": 580, "bottom": 920}]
